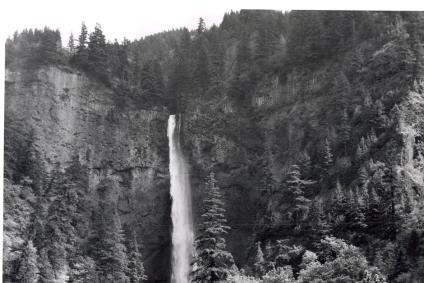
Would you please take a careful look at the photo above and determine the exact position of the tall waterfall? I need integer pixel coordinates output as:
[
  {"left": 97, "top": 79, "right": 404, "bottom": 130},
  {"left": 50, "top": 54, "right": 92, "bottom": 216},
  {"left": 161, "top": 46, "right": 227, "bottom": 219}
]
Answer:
[{"left": 168, "top": 115, "right": 194, "bottom": 283}]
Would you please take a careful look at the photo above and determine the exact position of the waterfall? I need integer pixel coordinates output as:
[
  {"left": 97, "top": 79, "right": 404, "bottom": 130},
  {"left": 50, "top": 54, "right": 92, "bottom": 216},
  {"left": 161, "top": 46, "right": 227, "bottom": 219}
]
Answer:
[{"left": 168, "top": 115, "right": 194, "bottom": 283}]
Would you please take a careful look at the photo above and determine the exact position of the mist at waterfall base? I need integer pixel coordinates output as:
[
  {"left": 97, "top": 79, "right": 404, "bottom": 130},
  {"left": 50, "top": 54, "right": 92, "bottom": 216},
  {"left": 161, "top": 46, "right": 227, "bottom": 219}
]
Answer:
[{"left": 168, "top": 115, "right": 194, "bottom": 283}]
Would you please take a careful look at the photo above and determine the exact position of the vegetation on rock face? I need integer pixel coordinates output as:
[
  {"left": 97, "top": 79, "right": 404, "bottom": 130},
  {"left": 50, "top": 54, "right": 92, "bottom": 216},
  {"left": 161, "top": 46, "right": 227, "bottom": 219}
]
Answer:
[{"left": 4, "top": 9, "right": 424, "bottom": 283}]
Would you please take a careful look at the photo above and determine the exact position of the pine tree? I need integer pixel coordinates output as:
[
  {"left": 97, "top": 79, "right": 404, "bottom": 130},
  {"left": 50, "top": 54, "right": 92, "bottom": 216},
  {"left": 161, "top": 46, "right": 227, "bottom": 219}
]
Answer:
[
  {"left": 140, "top": 61, "right": 157, "bottom": 96},
  {"left": 88, "top": 23, "right": 107, "bottom": 81},
  {"left": 89, "top": 207, "right": 129, "bottom": 282},
  {"left": 228, "top": 32, "right": 252, "bottom": 105},
  {"left": 152, "top": 60, "right": 165, "bottom": 96},
  {"left": 127, "top": 230, "right": 147, "bottom": 283},
  {"left": 320, "top": 139, "right": 334, "bottom": 177},
  {"left": 167, "top": 28, "right": 192, "bottom": 112},
  {"left": 340, "top": 109, "right": 351, "bottom": 155},
  {"left": 72, "top": 22, "right": 89, "bottom": 68},
  {"left": 38, "top": 248, "right": 55, "bottom": 283},
  {"left": 285, "top": 165, "right": 314, "bottom": 227},
  {"left": 68, "top": 255, "right": 98, "bottom": 283},
  {"left": 16, "top": 240, "right": 39, "bottom": 283},
  {"left": 192, "top": 172, "right": 235, "bottom": 282},
  {"left": 197, "top": 18, "right": 206, "bottom": 35},
  {"left": 68, "top": 33, "right": 75, "bottom": 55},
  {"left": 255, "top": 17, "right": 279, "bottom": 63},
  {"left": 207, "top": 26, "right": 225, "bottom": 91},
  {"left": 332, "top": 72, "right": 351, "bottom": 109},
  {"left": 38, "top": 28, "right": 60, "bottom": 65},
  {"left": 194, "top": 39, "right": 210, "bottom": 91},
  {"left": 252, "top": 242, "right": 265, "bottom": 277},
  {"left": 298, "top": 151, "right": 312, "bottom": 180},
  {"left": 356, "top": 137, "right": 368, "bottom": 160},
  {"left": 78, "top": 22, "right": 88, "bottom": 52}
]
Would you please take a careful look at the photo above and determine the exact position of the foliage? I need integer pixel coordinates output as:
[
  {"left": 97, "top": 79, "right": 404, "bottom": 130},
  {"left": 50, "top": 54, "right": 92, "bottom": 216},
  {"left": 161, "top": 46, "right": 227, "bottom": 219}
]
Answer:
[{"left": 192, "top": 172, "right": 236, "bottom": 282}]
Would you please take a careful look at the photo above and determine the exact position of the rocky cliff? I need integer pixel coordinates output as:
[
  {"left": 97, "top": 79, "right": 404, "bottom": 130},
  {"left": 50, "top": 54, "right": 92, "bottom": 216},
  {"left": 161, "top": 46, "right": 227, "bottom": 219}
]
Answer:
[{"left": 5, "top": 66, "right": 171, "bottom": 281}]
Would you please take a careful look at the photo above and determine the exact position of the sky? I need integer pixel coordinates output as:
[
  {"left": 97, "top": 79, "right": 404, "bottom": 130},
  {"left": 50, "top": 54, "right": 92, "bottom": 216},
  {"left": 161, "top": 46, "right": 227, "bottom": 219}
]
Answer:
[{"left": 2, "top": 0, "right": 424, "bottom": 44}]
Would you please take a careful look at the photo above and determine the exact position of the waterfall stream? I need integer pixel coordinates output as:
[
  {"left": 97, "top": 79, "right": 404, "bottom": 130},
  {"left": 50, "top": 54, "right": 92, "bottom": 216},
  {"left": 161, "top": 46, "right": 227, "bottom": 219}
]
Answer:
[{"left": 168, "top": 115, "right": 194, "bottom": 283}]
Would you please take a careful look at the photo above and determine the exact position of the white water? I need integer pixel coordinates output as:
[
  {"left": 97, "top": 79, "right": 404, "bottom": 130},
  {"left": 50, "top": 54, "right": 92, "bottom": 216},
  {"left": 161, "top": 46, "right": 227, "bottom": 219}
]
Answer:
[{"left": 168, "top": 115, "right": 194, "bottom": 283}]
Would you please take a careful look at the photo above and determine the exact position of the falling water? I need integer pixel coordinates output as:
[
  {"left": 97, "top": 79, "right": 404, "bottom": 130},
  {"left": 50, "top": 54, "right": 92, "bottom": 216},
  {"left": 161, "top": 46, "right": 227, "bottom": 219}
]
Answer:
[{"left": 168, "top": 115, "right": 194, "bottom": 283}]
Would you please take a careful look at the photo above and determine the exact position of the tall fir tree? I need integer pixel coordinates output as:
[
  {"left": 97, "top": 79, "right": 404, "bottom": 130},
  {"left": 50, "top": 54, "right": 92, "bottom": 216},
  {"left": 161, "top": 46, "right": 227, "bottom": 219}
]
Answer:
[
  {"left": 38, "top": 28, "right": 60, "bottom": 65},
  {"left": 88, "top": 23, "right": 108, "bottom": 81},
  {"left": 89, "top": 207, "right": 129, "bottom": 282},
  {"left": 72, "top": 22, "right": 89, "bottom": 68},
  {"left": 16, "top": 240, "right": 39, "bottom": 283},
  {"left": 284, "top": 164, "right": 314, "bottom": 228},
  {"left": 126, "top": 230, "right": 147, "bottom": 283},
  {"left": 340, "top": 109, "right": 351, "bottom": 155},
  {"left": 68, "top": 33, "right": 75, "bottom": 55},
  {"left": 192, "top": 172, "right": 235, "bottom": 282},
  {"left": 320, "top": 138, "right": 334, "bottom": 177}
]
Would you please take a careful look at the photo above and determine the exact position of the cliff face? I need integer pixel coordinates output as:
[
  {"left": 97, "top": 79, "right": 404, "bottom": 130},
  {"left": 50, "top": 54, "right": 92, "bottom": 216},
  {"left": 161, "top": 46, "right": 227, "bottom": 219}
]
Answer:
[
  {"left": 5, "top": 66, "right": 171, "bottom": 281},
  {"left": 181, "top": 48, "right": 424, "bottom": 269}
]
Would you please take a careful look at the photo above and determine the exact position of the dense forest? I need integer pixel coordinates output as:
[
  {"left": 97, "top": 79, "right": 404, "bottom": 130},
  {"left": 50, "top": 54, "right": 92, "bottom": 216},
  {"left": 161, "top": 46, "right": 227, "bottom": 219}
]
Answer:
[{"left": 4, "top": 10, "right": 424, "bottom": 283}]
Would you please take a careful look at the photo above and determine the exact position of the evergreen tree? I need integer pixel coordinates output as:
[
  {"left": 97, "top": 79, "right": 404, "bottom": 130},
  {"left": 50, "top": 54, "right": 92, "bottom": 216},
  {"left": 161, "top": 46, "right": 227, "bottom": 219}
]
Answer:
[
  {"left": 16, "top": 240, "right": 39, "bottom": 283},
  {"left": 167, "top": 28, "right": 192, "bottom": 112},
  {"left": 152, "top": 60, "right": 165, "bottom": 96},
  {"left": 287, "top": 10, "right": 323, "bottom": 66},
  {"left": 126, "top": 230, "right": 147, "bottom": 283},
  {"left": 320, "top": 138, "right": 334, "bottom": 177},
  {"left": 252, "top": 242, "right": 266, "bottom": 277},
  {"left": 78, "top": 22, "right": 88, "bottom": 51},
  {"left": 207, "top": 26, "right": 225, "bottom": 92},
  {"left": 88, "top": 23, "right": 108, "bottom": 81},
  {"left": 197, "top": 18, "right": 206, "bottom": 35},
  {"left": 192, "top": 172, "right": 235, "bottom": 282},
  {"left": 38, "top": 248, "right": 55, "bottom": 283},
  {"left": 89, "top": 207, "right": 129, "bottom": 282},
  {"left": 255, "top": 17, "right": 279, "bottom": 63},
  {"left": 68, "top": 33, "right": 75, "bottom": 55},
  {"left": 284, "top": 165, "right": 314, "bottom": 228},
  {"left": 340, "top": 109, "right": 351, "bottom": 155},
  {"left": 38, "top": 28, "right": 60, "bottom": 65},
  {"left": 68, "top": 254, "right": 98, "bottom": 283},
  {"left": 194, "top": 38, "right": 210, "bottom": 91},
  {"left": 72, "top": 22, "right": 89, "bottom": 68},
  {"left": 356, "top": 137, "right": 368, "bottom": 160},
  {"left": 228, "top": 32, "right": 253, "bottom": 105}
]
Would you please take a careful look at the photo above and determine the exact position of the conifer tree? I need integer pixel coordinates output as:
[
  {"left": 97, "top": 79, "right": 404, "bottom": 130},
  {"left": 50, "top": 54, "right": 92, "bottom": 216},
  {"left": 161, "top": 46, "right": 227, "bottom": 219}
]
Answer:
[
  {"left": 285, "top": 165, "right": 314, "bottom": 227},
  {"left": 78, "top": 22, "right": 88, "bottom": 52},
  {"left": 38, "top": 248, "right": 55, "bottom": 283},
  {"left": 126, "top": 230, "right": 147, "bottom": 283},
  {"left": 38, "top": 28, "right": 60, "bottom": 65},
  {"left": 340, "top": 109, "right": 351, "bottom": 155},
  {"left": 68, "top": 33, "right": 75, "bottom": 54},
  {"left": 73, "top": 22, "right": 89, "bottom": 68},
  {"left": 88, "top": 23, "right": 107, "bottom": 80},
  {"left": 16, "top": 240, "right": 39, "bottom": 283},
  {"left": 228, "top": 32, "right": 252, "bottom": 105},
  {"left": 89, "top": 209, "right": 129, "bottom": 282},
  {"left": 194, "top": 39, "right": 210, "bottom": 91},
  {"left": 167, "top": 28, "right": 192, "bottom": 111},
  {"left": 320, "top": 139, "right": 334, "bottom": 177},
  {"left": 197, "top": 18, "right": 206, "bottom": 35},
  {"left": 356, "top": 137, "right": 368, "bottom": 160},
  {"left": 207, "top": 26, "right": 225, "bottom": 91},
  {"left": 152, "top": 60, "right": 165, "bottom": 96},
  {"left": 68, "top": 255, "right": 98, "bottom": 283},
  {"left": 192, "top": 172, "right": 235, "bottom": 282},
  {"left": 252, "top": 242, "right": 266, "bottom": 277}
]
